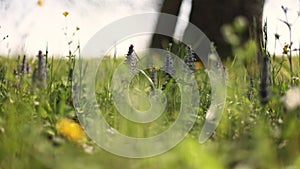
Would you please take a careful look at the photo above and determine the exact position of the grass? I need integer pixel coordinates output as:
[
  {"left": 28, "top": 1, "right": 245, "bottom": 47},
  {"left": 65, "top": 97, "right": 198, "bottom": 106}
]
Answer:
[{"left": 0, "top": 47, "right": 299, "bottom": 169}]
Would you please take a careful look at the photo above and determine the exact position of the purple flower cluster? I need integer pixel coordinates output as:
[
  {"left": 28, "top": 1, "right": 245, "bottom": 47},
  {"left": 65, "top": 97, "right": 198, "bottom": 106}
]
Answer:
[
  {"left": 32, "top": 50, "right": 47, "bottom": 88},
  {"left": 184, "top": 46, "right": 197, "bottom": 72},
  {"left": 260, "top": 57, "right": 269, "bottom": 104},
  {"left": 14, "top": 55, "right": 30, "bottom": 75}
]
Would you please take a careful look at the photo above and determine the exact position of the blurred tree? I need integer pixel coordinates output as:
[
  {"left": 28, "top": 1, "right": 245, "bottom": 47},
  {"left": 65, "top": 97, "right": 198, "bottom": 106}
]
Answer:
[{"left": 151, "top": 0, "right": 265, "bottom": 60}]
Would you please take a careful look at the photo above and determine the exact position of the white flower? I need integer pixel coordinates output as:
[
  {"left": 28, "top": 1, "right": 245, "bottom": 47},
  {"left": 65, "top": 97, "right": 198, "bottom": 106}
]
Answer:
[{"left": 282, "top": 87, "right": 300, "bottom": 111}]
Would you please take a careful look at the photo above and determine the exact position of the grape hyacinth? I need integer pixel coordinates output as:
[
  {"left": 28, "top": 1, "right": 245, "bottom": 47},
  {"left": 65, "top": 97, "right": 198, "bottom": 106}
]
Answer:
[
  {"left": 125, "top": 44, "right": 137, "bottom": 74},
  {"left": 32, "top": 50, "right": 47, "bottom": 88}
]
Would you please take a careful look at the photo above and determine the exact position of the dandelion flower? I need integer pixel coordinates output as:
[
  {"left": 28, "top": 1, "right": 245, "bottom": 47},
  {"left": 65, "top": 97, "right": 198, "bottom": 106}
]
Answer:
[
  {"left": 37, "top": 0, "right": 43, "bottom": 7},
  {"left": 62, "top": 11, "right": 69, "bottom": 17},
  {"left": 283, "top": 44, "right": 289, "bottom": 54},
  {"left": 56, "top": 118, "right": 86, "bottom": 142}
]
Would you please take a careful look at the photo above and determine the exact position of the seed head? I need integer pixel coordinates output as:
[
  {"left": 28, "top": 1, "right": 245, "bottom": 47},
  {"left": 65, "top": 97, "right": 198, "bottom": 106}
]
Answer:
[
  {"left": 283, "top": 44, "right": 289, "bottom": 55},
  {"left": 62, "top": 11, "right": 69, "bottom": 17}
]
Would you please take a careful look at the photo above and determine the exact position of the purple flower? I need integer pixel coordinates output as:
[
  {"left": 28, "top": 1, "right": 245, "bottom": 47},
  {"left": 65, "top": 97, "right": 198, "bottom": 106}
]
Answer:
[
  {"left": 260, "top": 57, "right": 269, "bottom": 104},
  {"left": 20, "top": 55, "right": 30, "bottom": 74},
  {"left": 163, "top": 52, "right": 175, "bottom": 75},
  {"left": 149, "top": 67, "right": 157, "bottom": 88},
  {"left": 32, "top": 50, "right": 47, "bottom": 88},
  {"left": 184, "top": 46, "right": 197, "bottom": 72},
  {"left": 125, "top": 44, "right": 137, "bottom": 74}
]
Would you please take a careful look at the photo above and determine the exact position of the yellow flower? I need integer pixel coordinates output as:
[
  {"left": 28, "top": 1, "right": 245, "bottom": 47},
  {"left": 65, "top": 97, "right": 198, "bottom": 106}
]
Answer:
[
  {"left": 56, "top": 118, "right": 86, "bottom": 142},
  {"left": 37, "top": 0, "right": 43, "bottom": 6},
  {"left": 194, "top": 61, "right": 202, "bottom": 70},
  {"left": 76, "top": 27, "right": 80, "bottom": 31},
  {"left": 283, "top": 44, "right": 289, "bottom": 54},
  {"left": 62, "top": 11, "right": 69, "bottom": 17}
]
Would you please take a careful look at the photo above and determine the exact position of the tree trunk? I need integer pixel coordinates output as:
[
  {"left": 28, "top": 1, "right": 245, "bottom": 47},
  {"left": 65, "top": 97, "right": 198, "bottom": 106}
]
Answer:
[
  {"left": 188, "top": 0, "right": 265, "bottom": 59},
  {"left": 151, "top": 0, "right": 265, "bottom": 60},
  {"left": 150, "top": 0, "right": 183, "bottom": 49}
]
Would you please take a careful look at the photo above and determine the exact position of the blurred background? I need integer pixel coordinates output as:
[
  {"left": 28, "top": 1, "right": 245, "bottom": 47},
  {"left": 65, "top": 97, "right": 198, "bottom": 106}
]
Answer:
[{"left": 0, "top": 0, "right": 299, "bottom": 56}]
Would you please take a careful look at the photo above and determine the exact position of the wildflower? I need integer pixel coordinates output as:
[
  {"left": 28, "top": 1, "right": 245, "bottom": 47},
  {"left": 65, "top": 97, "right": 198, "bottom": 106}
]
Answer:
[
  {"left": 32, "top": 50, "right": 47, "bottom": 88},
  {"left": 13, "top": 55, "right": 30, "bottom": 76},
  {"left": 281, "top": 87, "right": 300, "bottom": 111},
  {"left": 20, "top": 55, "right": 30, "bottom": 74},
  {"left": 260, "top": 57, "right": 269, "bottom": 104},
  {"left": 163, "top": 52, "right": 175, "bottom": 75},
  {"left": 125, "top": 44, "right": 137, "bottom": 74},
  {"left": 194, "top": 61, "right": 202, "bottom": 70},
  {"left": 149, "top": 67, "right": 157, "bottom": 88},
  {"left": 184, "top": 46, "right": 197, "bottom": 72},
  {"left": 126, "top": 44, "right": 134, "bottom": 58},
  {"left": 283, "top": 44, "right": 289, "bottom": 54},
  {"left": 62, "top": 11, "right": 69, "bottom": 17},
  {"left": 162, "top": 52, "right": 174, "bottom": 90},
  {"left": 56, "top": 118, "right": 86, "bottom": 142},
  {"left": 37, "top": 0, "right": 43, "bottom": 7}
]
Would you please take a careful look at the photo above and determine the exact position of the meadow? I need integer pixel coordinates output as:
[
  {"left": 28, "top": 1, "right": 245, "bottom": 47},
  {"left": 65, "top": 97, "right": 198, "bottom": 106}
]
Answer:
[
  {"left": 0, "top": 39, "right": 300, "bottom": 169},
  {"left": 1, "top": 10, "right": 300, "bottom": 169}
]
